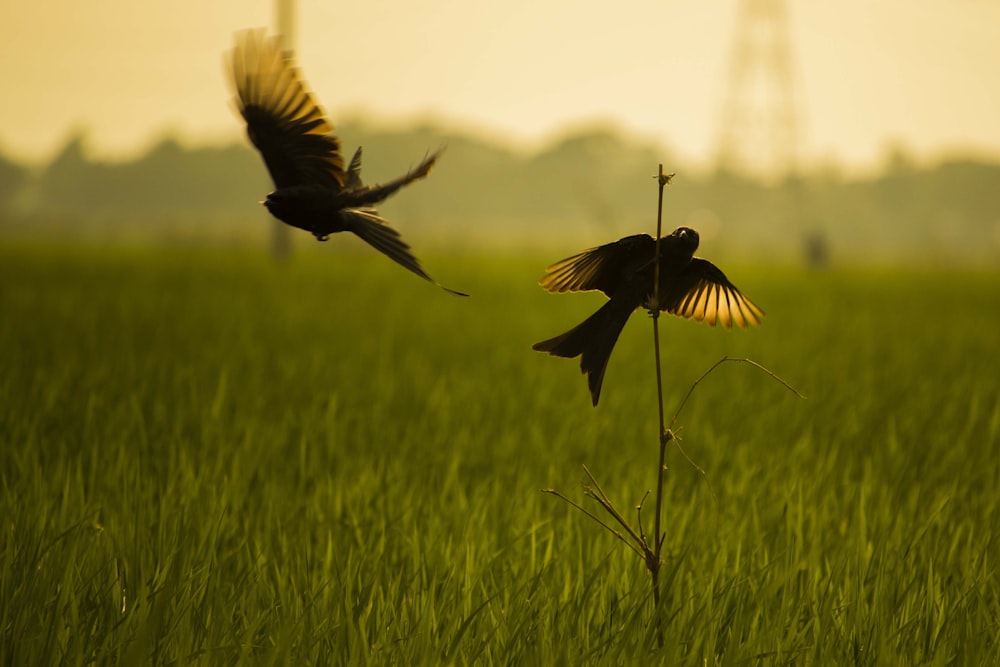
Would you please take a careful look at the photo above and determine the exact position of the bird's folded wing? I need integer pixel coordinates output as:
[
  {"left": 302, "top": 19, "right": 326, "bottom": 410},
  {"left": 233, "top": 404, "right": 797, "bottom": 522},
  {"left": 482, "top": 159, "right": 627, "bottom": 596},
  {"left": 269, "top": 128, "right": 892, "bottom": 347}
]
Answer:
[
  {"left": 229, "top": 29, "right": 345, "bottom": 189},
  {"left": 660, "top": 258, "right": 764, "bottom": 328},
  {"left": 539, "top": 234, "right": 654, "bottom": 297}
]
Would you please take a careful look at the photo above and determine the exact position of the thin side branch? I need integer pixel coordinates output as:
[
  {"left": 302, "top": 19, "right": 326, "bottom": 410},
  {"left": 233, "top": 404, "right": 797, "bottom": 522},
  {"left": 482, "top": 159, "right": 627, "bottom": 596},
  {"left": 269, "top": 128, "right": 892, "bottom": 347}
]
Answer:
[
  {"left": 636, "top": 490, "right": 651, "bottom": 546},
  {"left": 669, "top": 356, "right": 805, "bottom": 429},
  {"left": 583, "top": 466, "right": 647, "bottom": 549},
  {"left": 541, "top": 488, "right": 645, "bottom": 558}
]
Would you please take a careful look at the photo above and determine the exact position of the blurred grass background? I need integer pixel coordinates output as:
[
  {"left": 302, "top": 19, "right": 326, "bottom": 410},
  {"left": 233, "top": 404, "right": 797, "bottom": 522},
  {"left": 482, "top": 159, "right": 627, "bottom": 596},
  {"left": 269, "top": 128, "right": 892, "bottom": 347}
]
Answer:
[
  {"left": 2, "top": 242, "right": 997, "bottom": 664},
  {"left": 3, "top": 3, "right": 999, "bottom": 662}
]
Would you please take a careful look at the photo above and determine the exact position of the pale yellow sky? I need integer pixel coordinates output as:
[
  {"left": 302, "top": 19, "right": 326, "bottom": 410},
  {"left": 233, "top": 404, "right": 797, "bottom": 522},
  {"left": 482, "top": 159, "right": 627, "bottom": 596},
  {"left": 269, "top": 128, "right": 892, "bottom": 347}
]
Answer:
[{"left": 1, "top": 0, "right": 998, "bottom": 170}]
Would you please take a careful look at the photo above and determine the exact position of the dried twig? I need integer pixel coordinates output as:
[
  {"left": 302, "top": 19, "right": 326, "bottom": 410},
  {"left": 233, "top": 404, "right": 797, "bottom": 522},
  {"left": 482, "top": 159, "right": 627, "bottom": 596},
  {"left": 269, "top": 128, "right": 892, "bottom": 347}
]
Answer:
[{"left": 541, "top": 165, "right": 802, "bottom": 653}]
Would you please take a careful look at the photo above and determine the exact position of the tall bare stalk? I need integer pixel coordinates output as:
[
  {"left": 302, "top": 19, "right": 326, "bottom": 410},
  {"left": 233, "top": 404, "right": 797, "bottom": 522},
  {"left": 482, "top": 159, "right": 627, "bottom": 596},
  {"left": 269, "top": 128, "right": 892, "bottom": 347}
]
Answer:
[
  {"left": 648, "top": 164, "right": 673, "bottom": 646},
  {"left": 542, "top": 165, "right": 802, "bottom": 651}
]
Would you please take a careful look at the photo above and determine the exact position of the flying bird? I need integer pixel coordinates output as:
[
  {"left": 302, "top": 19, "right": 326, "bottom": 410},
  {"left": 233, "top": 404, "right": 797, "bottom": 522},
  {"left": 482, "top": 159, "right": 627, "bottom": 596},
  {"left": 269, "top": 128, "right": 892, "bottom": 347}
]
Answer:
[
  {"left": 228, "top": 29, "right": 465, "bottom": 295},
  {"left": 533, "top": 227, "right": 763, "bottom": 405}
]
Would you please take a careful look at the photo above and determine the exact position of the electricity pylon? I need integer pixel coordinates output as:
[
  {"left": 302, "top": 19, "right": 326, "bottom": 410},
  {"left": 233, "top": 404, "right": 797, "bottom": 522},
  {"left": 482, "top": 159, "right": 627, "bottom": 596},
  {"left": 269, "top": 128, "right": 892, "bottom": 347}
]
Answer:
[{"left": 717, "top": 0, "right": 801, "bottom": 181}]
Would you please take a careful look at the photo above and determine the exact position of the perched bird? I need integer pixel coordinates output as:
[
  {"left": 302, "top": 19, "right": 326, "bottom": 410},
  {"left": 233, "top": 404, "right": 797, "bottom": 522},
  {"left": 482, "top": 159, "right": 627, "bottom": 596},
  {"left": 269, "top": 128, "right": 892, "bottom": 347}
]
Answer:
[
  {"left": 533, "top": 227, "right": 763, "bottom": 405},
  {"left": 228, "top": 29, "right": 465, "bottom": 295}
]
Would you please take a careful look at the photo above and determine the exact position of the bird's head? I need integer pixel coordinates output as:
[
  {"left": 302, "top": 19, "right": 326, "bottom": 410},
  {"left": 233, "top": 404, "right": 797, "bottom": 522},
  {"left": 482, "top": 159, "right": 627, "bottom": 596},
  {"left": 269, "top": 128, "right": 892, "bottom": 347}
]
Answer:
[
  {"left": 669, "top": 226, "right": 700, "bottom": 253},
  {"left": 262, "top": 190, "right": 289, "bottom": 217}
]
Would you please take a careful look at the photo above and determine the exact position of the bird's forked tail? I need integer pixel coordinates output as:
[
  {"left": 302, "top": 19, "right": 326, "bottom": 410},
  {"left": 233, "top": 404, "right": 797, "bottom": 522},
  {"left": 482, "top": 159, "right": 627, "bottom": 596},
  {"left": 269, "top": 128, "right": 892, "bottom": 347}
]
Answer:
[{"left": 532, "top": 296, "right": 636, "bottom": 405}]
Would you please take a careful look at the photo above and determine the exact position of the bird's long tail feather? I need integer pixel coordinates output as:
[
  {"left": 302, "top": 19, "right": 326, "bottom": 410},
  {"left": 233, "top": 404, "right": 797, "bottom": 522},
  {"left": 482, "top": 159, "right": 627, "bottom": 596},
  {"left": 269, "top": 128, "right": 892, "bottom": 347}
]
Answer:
[
  {"left": 532, "top": 297, "right": 636, "bottom": 405},
  {"left": 344, "top": 208, "right": 467, "bottom": 296}
]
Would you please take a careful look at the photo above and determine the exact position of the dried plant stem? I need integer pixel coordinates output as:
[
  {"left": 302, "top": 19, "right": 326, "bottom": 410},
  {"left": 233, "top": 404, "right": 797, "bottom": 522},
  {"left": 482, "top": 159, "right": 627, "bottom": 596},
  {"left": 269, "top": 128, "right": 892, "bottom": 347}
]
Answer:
[
  {"left": 541, "top": 164, "right": 801, "bottom": 653},
  {"left": 670, "top": 357, "right": 805, "bottom": 430},
  {"left": 540, "top": 486, "right": 645, "bottom": 559},
  {"left": 648, "top": 164, "right": 674, "bottom": 647}
]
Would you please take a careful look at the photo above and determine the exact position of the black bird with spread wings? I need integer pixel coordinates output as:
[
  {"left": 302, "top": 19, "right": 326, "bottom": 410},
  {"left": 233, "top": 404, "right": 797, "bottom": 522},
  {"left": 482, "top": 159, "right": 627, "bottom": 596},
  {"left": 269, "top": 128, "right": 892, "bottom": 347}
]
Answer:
[
  {"left": 533, "top": 227, "right": 763, "bottom": 405},
  {"left": 228, "top": 29, "right": 465, "bottom": 295}
]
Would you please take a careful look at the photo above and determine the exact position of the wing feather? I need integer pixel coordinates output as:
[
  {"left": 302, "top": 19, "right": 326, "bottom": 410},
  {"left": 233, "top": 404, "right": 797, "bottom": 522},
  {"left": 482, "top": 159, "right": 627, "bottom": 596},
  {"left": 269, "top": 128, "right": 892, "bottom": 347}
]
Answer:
[
  {"left": 340, "top": 150, "right": 442, "bottom": 208},
  {"left": 228, "top": 29, "right": 345, "bottom": 189},
  {"left": 345, "top": 147, "right": 364, "bottom": 188},
  {"left": 539, "top": 234, "right": 655, "bottom": 297},
  {"left": 661, "top": 258, "right": 763, "bottom": 329}
]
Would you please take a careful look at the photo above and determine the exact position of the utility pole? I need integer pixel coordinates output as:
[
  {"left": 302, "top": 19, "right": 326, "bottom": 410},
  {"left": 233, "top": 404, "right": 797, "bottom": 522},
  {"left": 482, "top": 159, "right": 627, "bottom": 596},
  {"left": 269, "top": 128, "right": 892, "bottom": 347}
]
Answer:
[
  {"left": 717, "top": 0, "right": 800, "bottom": 181},
  {"left": 270, "top": 0, "right": 297, "bottom": 260}
]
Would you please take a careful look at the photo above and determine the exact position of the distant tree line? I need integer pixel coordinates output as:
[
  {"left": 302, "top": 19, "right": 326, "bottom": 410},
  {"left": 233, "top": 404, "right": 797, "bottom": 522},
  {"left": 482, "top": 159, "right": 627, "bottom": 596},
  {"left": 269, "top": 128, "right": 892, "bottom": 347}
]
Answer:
[{"left": 1, "top": 120, "right": 998, "bottom": 262}]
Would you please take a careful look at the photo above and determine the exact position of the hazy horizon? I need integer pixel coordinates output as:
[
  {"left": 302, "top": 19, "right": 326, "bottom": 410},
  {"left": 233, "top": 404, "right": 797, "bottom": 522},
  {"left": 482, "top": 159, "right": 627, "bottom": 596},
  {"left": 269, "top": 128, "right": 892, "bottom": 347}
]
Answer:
[{"left": 3, "top": 1, "right": 1000, "bottom": 172}]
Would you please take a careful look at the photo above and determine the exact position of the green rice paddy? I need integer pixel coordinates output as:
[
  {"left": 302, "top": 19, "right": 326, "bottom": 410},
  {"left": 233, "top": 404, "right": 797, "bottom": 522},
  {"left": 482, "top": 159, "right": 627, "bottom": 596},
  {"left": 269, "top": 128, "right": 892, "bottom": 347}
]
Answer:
[{"left": 2, "top": 241, "right": 998, "bottom": 664}]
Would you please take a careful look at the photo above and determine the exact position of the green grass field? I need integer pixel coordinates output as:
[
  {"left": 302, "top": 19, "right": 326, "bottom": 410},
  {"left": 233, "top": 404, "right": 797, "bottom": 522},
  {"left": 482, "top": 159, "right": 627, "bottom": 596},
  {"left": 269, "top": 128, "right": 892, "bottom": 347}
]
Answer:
[{"left": 2, "top": 241, "right": 998, "bottom": 665}]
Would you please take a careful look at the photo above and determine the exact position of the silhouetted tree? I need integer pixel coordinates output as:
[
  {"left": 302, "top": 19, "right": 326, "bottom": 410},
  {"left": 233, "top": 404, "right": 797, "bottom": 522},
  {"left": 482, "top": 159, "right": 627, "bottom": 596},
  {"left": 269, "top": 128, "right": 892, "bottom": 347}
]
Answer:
[{"left": 0, "top": 152, "right": 27, "bottom": 215}]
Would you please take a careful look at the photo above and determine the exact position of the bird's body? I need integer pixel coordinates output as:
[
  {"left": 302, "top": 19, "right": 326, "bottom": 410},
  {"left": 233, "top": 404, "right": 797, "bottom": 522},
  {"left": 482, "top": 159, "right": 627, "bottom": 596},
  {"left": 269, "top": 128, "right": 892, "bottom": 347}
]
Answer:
[
  {"left": 228, "top": 29, "right": 464, "bottom": 295},
  {"left": 533, "top": 227, "right": 763, "bottom": 405},
  {"left": 263, "top": 184, "right": 352, "bottom": 238}
]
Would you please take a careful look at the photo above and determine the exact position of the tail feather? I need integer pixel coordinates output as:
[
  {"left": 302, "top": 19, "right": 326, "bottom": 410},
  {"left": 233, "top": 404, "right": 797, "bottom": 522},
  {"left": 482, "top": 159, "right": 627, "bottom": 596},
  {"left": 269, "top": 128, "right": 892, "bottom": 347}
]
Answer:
[
  {"left": 345, "top": 208, "right": 467, "bottom": 296},
  {"left": 533, "top": 297, "right": 636, "bottom": 405}
]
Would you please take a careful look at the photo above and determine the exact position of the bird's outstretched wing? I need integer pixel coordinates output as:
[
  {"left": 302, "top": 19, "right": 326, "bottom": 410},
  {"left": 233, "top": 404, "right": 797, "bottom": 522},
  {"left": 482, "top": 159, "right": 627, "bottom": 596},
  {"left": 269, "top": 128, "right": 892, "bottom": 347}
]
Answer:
[
  {"left": 229, "top": 29, "right": 345, "bottom": 189},
  {"left": 538, "top": 234, "right": 654, "bottom": 298},
  {"left": 660, "top": 258, "right": 764, "bottom": 328}
]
